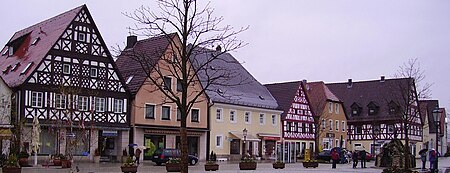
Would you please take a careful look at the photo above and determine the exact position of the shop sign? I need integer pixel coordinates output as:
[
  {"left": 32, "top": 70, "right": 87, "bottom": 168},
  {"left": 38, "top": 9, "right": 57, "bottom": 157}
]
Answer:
[{"left": 102, "top": 130, "right": 118, "bottom": 137}]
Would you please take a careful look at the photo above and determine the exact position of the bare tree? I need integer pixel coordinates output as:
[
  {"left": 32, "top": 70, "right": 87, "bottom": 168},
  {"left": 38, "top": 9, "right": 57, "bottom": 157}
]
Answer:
[
  {"left": 311, "top": 100, "right": 332, "bottom": 158},
  {"left": 393, "top": 58, "right": 431, "bottom": 170},
  {"left": 122, "top": 0, "right": 247, "bottom": 172}
]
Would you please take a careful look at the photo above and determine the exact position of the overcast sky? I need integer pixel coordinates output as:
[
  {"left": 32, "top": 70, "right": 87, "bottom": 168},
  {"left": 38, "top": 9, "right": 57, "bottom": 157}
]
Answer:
[{"left": 1, "top": 1, "right": 449, "bottom": 119}]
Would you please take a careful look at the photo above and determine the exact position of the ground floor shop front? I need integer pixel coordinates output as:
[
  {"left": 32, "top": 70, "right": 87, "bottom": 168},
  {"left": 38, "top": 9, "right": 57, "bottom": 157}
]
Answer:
[
  {"left": 349, "top": 140, "right": 423, "bottom": 157},
  {"left": 277, "top": 140, "right": 315, "bottom": 163},
  {"left": 133, "top": 127, "right": 207, "bottom": 161}
]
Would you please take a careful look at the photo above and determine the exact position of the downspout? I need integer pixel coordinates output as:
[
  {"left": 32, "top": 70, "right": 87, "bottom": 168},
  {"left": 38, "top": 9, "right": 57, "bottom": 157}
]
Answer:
[{"left": 206, "top": 99, "right": 214, "bottom": 160}]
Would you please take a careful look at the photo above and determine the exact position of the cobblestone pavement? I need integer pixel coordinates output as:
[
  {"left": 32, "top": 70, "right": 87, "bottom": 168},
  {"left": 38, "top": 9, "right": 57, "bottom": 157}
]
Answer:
[{"left": 14, "top": 157, "right": 450, "bottom": 173}]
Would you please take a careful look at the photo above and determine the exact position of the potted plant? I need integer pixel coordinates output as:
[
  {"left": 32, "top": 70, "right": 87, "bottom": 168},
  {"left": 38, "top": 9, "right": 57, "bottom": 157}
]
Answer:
[
  {"left": 165, "top": 158, "right": 181, "bottom": 172},
  {"left": 122, "top": 148, "right": 128, "bottom": 163},
  {"left": 93, "top": 148, "right": 100, "bottom": 163},
  {"left": 2, "top": 154, "right": 21, "bottom": 173},
  {"left": 302, "top": 160, "right": 319, "bottom": 168},
  {"left": 52, "top": 154, "right": 63, "bottom": 166},
  {"left": 17, "top": 151, "right": 29, "bottom": 167},
  {"left": 121, "top": 156, "right": 138, "bottom": 173},
  {"left": 60, "top": 155, "right": 72, "bottom": 168},
  {"left": 239, "top": 156, "right": 257, "bottom": 170},
  {"left": 272, "top": 160, "right": 285, "bottom": 169},
  {"left": 204, "top": 151, "right": 219, "bottom": 171}
]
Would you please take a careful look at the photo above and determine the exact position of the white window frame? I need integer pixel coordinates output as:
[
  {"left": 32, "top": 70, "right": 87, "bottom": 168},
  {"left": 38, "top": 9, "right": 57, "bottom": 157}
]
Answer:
[
  {"left": 342, "top": 121, "right": 345, "bottom": 132},
  {"left": 215, "top": 135, "right": 223, "bottom": 148},
  {"left": 62, "top": 64, "right": 71, "bottom": 74},
  {"left": 335, "top": 103, "right": 339, "bottom": 114},
  {"left": 245, "top": 111, "right": 251, "bottom": 124},
  {"left": 31, "top": 92, "right": 43, "bottom": 108},
  {"left": 113, "top": 99, "right": 123, "bottom": 113},
  {"left": 163, "top": 76, "right": 172, "bottom": 91},
  {"left": 8, "top": 47, "right": 13, "bottom": 56},
  {"left": 191, "top": 108, "right": 200, "bottom": 122},
  {"left": 230, "top": 110, "right": 236, "bottom": 123},
  {"left": 335, "top": 120, "right": 339, "bottom": 132},
  {"left": 259, "top": 113, "right": 265, "bottom": 125},
  {"left": 55, "top": 94, "right": 66, "bottom": 109},
  {"left": 329, "top": 119, "right": 333, "bottom": 131},
  {"left": 322, "top": 119, "right": 326, "bottom": 129},
  {"left": 94, "top": 97, "right": 105, "bottom": 112},
  {"left": 328, "top": 102, "right": 333, "bottom": 113},
  {"left": 78, "top": 32, "right": 86, "bottom": 42},
  {"left": 271, "top": 114, "right": 277, "bottom": 126},
  {"left": 77, "top": 96, "right": 89, "bottom": 111},
  {"left": 161, "top": 105, "right": 171, "bottom": 120},
  {"left": 216, "top": 108, "right": 223, "bottom": 122},
  {"left": 176, "top": 107, "right": 181, "bottom": 121},
  {"left": 90, "top": 67, "right": 97, "bottom": 78},
  {"left": 145, "top": 103, "right": 156, "bottom": 119}
]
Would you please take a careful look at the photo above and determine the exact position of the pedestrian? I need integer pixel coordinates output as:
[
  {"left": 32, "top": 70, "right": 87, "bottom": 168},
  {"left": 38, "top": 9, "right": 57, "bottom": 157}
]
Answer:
[
  {"left": 347, "top": 150, "right": 352, "bottom": 164},
  {"left": 360, "top": 150, "right": 366, "bottom": 168},
  {"left": 429, "top": 149, "right": 437, "bottom": 171},
  {"left": 135, "top": 148, "right": 142, "bottom": 165},
  {"left": 420, "top": 150, "right": 427, "bottom": 170},
  {"left": 352, "top": 151, "right": 358, "bottom": 168},
  {"left": 331, "top": 149, "right": 339, "bottom": 169}
]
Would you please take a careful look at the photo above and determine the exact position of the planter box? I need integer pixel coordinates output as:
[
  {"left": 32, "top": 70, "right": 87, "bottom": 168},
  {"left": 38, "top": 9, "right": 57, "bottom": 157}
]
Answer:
[
  {"left": 302, "top": 161, "right": 318, "bottom": 168},
  {"left": 166, "top": 163, "right": 181, "bottom": 172},
  {"left": 18, "top": 158, "right": 28, "bottom": 167},
  {"left": 239, "top": 162, "right": 257, "bottom": 170},
  {"left": 204, "top": 163, "right": 219, "bottom": 171},
  {"left": 53, "top": 159, "right": 62, "bottom": 166},
  {"left": 272, "top": 162, "right": 285, "bottom": 169},
  {"left": 121, "top": 156, "right": 128, "bottom": 163},
  {"left": 121, "top": 166, "right": 138, "bottom": 173},
  {"left": 2, "top": 167, "right": 22, "bottom": 173},
  {"left": 93, "top": 156, "right": 100, "bottom": 163},
  {"left": 61, "top": 159, "right": 72, "bottom": 168}
]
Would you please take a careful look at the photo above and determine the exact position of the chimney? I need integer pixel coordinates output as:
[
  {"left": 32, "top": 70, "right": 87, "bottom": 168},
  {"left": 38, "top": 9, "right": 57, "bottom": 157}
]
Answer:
[
  {"left": 347, "top": 79, "right": 353, "bottom": 88},
  {"left": 380, "top": 76, "right": 385, "bottom": 82},
  {"left": 302, "top": 79, "right": 310, "bottom": 90},
  {"left": 126, "top": 35, "right": 137, "bottom": 49}
]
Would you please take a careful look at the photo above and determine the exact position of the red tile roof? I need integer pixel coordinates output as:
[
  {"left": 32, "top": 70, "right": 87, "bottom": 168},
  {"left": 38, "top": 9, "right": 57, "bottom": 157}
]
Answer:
[
  {"left": 0, "top": 5, "right": 84, "bottom": 88},
  {"left": 418, "top": 100, "right": 441, "bottom": 134},
  {"left": 305, "top": 81, "right": 342, "bottom": 118},
  {"left": 264, "top": 81, "right": 301, "bottom": 112}
]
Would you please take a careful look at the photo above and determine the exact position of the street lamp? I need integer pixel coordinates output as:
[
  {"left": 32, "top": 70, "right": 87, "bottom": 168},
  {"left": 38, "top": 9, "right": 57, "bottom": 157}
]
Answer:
[
  {"left": 432, "top": 107, "right": 441, "bottom": 173},
  {"left": 243, "top": 128, "right": 248, "bottom": 157}
]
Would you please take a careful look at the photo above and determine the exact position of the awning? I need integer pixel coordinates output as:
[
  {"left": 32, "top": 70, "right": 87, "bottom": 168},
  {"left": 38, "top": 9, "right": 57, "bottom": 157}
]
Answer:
[
  {"left": 257, "top": 133, "right": 281, "bottom": 141},
  {"left": 229, "top": 131, "right": 260, "bottom": 141},
  {"left": 0, "top": 129, "right": 13, "bottom": 139}
]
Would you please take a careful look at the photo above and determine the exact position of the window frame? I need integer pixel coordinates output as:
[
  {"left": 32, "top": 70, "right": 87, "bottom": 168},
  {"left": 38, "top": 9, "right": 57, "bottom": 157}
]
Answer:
[
  {"left": 271, "top": 114, "right": 277, "bottom": 125},
  {"left": 342, "top": 121, "right": 345, "bottom": 132},
  {"left": 335, "top": 103, "right": 339, "bottom": 114},
  {"left": 90, "top": 67, "right": 98, "bottom": 78},
  {"left": 94, "top": 97, "right": 105, "bottom": 112},
  {"left": 335, "top": 120, "right": 339, "bottom": 132},
  {"left": 145, "top": 104, "right": 156, "bottom": 119},
  {"left": 55, "top": 94, "right": 66, "bottom": 109},
  {"left": 163, "top": 76, "right": 172, "bottom": 91},
  {"left": 328, "top": 102, "right": 333, "bottom": 113},
  {"left": 230, "top": 110, "right": 236, "bottom": 123},
  {"left": 31, "top": 92, "right": 43, "bottom": 108},
  {"left": 215, "top": 108, "right": 223, "bottom": 122},
  {"left": 161, "top": 105, "right": 171, "bottom": 120},
  {"left": 191, "top": 108, "right": 200, "bottom": 122},
  {"left": 176, "top": 107, "right": 181, "bottom": 121},
  {"left": 244, "top": 111, "right": 251, "bottom": 124},
  {"left": 176, "top": 79, "right": 183, "bottom": 92},
  {"left": 62, "top": 64, "right": 71, "bottom": 75},
  {"left": 78, "top": 32, "right": 86, "bottom": 42},
  {"left": 113, "top": 99, "right": 123, "bottom": 113},
  {"left": 77, "top": 96, "right": 89, "bottom": 111},
  {"left": 259, "top": 113, "right": 265, "bottom": 125},
  {"left": 329, "top": 119, "right": 333, "bottom": 131},
  {"left": 215, "top": 135, "right": 223, "bottom": 148}
]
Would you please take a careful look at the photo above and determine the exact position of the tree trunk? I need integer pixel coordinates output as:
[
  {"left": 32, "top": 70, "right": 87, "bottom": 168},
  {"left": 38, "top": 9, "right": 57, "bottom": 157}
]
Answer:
[
  {"left": 404, "top": 121, "right": 410, "bottom": 170},
  {"left": 180, "top": 125, "right": 188, "bottom": 173}
]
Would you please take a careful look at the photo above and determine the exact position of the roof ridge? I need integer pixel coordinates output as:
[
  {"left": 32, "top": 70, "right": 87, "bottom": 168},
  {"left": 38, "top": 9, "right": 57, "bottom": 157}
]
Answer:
[{"left": 326, "top": 77, "right": 411, "bottom": 85}]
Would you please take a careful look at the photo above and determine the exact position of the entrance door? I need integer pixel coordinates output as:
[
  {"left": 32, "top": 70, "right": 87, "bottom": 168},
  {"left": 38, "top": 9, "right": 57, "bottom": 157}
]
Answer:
[
  {"left": 230, "top": 139, "right": 240, "bottom": 154},
  {"left": 143, "top": 135, "right": 165, "bottom": 160}
]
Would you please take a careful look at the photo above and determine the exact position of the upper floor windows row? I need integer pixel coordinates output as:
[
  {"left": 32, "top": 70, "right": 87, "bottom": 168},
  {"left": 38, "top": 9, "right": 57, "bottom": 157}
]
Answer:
[
  {"left": 215, "top": 107, "right": 277, "bottom": 126},
  {"left": 61, "top": 63, "right": 97, "bottom": 78},
  {"left": 321, "top": 119, "right": 346, "bottom": 132},
  {"left": 328, "top": 102, "right": 340, "bottom": 114},
  {"left": 163, "top": 76, "right": 184, "bottom": 92},
  {"left": 351, "top": 101, "right": 400, "bottom": 116},
  {"left": 144, "top": 104, "right": 199, "bottom": 123},
  {"left": 283, "top": 121, "right": 315, "bottom": 133}
]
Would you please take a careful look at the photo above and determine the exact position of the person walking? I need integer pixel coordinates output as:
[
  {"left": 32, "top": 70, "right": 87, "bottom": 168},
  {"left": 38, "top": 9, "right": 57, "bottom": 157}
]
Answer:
[
  {"left": 429, "top": 149, "right": 437, "bottom": 172},
  {"left": 360, "top": 150, "right": 366, "bottom": 168},
  {"left": 352, "top": 151, "right": 358, "bottom": 168},
  {"left": 135, "top": 148, "right": 142, "bottom": 165},
  {"left": 420, "top": 150, "right": 427, "bottom": 170},
  {"left": 331, "top": 149, "right": 339, "bottom": 169}
]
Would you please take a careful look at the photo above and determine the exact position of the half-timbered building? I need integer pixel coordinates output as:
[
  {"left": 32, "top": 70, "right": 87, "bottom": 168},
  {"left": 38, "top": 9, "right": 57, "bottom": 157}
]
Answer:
[
  {"left": 327, "top": 77, "right": 423, "bottom": 156},
  {"left": 418, "top": 100, "right": 447, "bottom": 155},
  {"left": 265, "top": 81, "right": 315, "bottom": 163},
  {"left": 0, "top": 5, "right": 130, "bottom": 161},
  {"left": 0, "top": 76, "right": 13, "bottom": 155}
]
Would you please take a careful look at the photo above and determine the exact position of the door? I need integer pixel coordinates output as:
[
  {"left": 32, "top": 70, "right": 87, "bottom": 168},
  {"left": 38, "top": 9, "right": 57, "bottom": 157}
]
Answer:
[{"left": 230, "top": 139, "right": 240, "bottom": 154}]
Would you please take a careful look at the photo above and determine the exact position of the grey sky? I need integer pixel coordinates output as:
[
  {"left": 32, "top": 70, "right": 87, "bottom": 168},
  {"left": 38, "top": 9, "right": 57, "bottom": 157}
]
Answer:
[{"left": 1, "top": 1, "right": 449, "bottom": 118}]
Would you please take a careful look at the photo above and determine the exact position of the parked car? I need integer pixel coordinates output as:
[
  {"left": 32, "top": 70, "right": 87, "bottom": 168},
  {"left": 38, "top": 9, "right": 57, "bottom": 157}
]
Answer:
[
  {"left": 357, "top": 151, "right": 373, "bottom": 161},
  {"left": 151, "top": 148, "right": 198, "bottom": 166},
  {"left": 317, "top": 149, "right": 332, "bottom": 162}
]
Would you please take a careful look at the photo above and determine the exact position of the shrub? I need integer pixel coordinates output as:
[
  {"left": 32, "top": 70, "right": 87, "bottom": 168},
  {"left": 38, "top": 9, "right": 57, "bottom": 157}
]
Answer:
[
  {"left": 4, "top": 154, "right": 19, "bottom": 168},
  {"left": 122, "top": 156, "right": 136, "bottom": 167},
  {"left": 167, "top": 158, "right": 181, "bottom": 164},
  {"left": 18, "top": 151, "right": 29, "bottom": 159}
]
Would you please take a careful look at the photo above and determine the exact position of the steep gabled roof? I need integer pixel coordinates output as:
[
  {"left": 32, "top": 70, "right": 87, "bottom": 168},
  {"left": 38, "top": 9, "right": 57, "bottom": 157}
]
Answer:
[
  {"left": 115, "top": 34, "right": 176, "bottom": 94},
  {"left": 0, "top": 5, "right": 84, "bottom": 88},
  {"left": 326, "top": 78, "right": 415, "bottom": 122},
  {"left": 305, "top": 81, "right": 342, "bottom": 118},
  {"left": 190, "top": 48, "right": 278, "bottom": 110},
  {"left": 264, "top": 81, "right": 301, "bottom": 112},
  {"left": 418, "top": 100, "right": 439, "bottom": 133}
]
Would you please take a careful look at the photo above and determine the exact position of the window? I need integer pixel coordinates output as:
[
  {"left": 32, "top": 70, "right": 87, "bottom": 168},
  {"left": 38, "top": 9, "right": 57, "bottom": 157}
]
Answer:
[
  {"left": 94, "top": 97, "right": 105, "bottom": 112},
  {"left": 21, "top": 62, "right": 33, "bottom": 75},
  {"left": 230, "top": 110, "right": 236, "bottom": 123},
  {"left": 177, "top": 108, "right": 181, "bottom": 121},
  {"left": 163, "top": 76, "right": 172, "bottom": 90},
  {"left": 271, "top": 115, "right": 277, "bottom": 125},
  {"left": 145, "top": 104, "right": 155, "bottom": 119},
  {"left": 298, "top": 123, "right": 303, "bottom": 132},
  {"left": 322, "top": 119, "right": 326, "bottom": 129},
  {"left": 113, "top": 99, "right": 123, "bottom": 113},
  {"left": 191, "top": 109, "right": 199, "bottom": 122},
  {"left": 125, "top": 76, "right": 134, "bottom": 84},
  {"left": 11, "top": 63, "right": 20, "bottom": 71},
  {"left": 388, "top": 125, "right": 394, "bottom": 133},
  {"left": 55, "top": 94, "right": 66, "bottom": 109},
  {"left": 342, "top": 121, "right": 345, "bottom": 132},
  {"left": 329, "top": 119, "right": 333, "bottom": 131},
  {"left": 1, "top": 47, "right": 8, "bottom": 55},
  {"left": 352, "top": 110, "right": 358, "bottom": 116},
  {"left": 335, "top": 120, "right": 339, "bottom": 131},
  {"left": 77, "top": 96, "right": 88, "bottom": 111},
  {"left": 328, "top": 102, "right": 333, "bottom": 113},
  {"left": 355, "top": 126, "right": 362, "bottom": 134},
  {"left": 162, "top": 106, "right": 171, "bottom": 120},
  {"left": 259, "top": 113, "right": 265, "bottom": 125},
  {"left": 335, "top": 139, "right": 339, "bottom": 147},
  {"left": 369, "top": 109, "right": 375, "bottom": 115},
  {"left": 78, "top": 33, "right": 86, "bottom": 42},
  {"left": 216, "top": 135, "right": 223, "bottom": 148},
  {"left": 31, "top": 92, "right": 43, "bottom": 108},
  {"left": 176, "top": 79, "right": 183, "bottom": 92},
  {"left": 31, "top": 37, "right": 40, "bottom": 45},
  {"left": 305, "top": 123, "right": 310, "bottom": 133},
  {"left": 90, "top": 67, "right": 97, "bottom": 78},
  {"left": 62, "top": 64, "right": 71, "bottom": 74},
  {"left": 335, "top": 103, "right": 339, "bottom": 114},
  {"left": 245, "top": 112, "right": 251, "bottom": 124},
  {"left": 8, "top": 47, "right": 13, "bottom": 56},
  {"left": 172, "top": 54, "right": 178, "bottom": 63},
  {"left": 216, "top": 108, "right": 223, "bottom": 121}
]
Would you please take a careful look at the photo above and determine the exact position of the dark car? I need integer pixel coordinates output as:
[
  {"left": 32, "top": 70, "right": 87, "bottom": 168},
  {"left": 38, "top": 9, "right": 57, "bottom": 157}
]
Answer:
[
  {"left": 151, "top": 148, "right": 198, "bottom": 166},
  {"left": 317, "top": 149, "right": 332, "bottom": 162}
]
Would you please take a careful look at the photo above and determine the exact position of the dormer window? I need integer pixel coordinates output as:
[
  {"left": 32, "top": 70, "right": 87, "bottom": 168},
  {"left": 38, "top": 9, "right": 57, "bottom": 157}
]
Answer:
[
  {"left": 388, "top": 101, "right": 399, "bottom": 115},
  {"left": 78, "top": 33, "right": 86, "bottom": 42},
  {"left": 11, "top": 63, "right": 20, "bottom": 71},
  {"left": 350, "top": 102, "right": 362, "bottom": 116},
  {"left": 8, "top": 47, "right": 13, "bottom": 56},
  {"left": 31, "top": 37, "right": 40, "bottom": 45},
  {"left": 367, "top": 101, "right": 379, "bottom": 115},
  {"left": 20, "top": 62, "right": 33, "bottom": 75},
  {"left": 2, "top": 65, "right": 11, "bottom": 74},
  {"left": 1, "top": 47, "right": 8, "bottom": 56},
  {"left": 126, "top": 76, "right": 134, "bottom": 84}
]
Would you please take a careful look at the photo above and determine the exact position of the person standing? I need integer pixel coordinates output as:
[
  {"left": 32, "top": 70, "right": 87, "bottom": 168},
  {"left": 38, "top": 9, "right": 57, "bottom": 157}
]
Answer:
[
  {"left": 135, "top": 148, "right": 142, "bottom": 165},
  {"left": 420, "top": 150, "right": 427, "bottom": 170},
  {"left": 360, "top": 150, "right": 366, "bottom": 168},
  {"left": 352, "top": 151, "right": 358, "bottom": 168},
  {"left": 429, "top": 149, "right": 437, "bottom": 171},
  {"left": 331, "top": 149, "right": 339, "bottom": 169}
]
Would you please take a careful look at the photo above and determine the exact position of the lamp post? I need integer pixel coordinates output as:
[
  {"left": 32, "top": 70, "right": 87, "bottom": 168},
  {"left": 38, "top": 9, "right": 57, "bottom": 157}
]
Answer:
[
  {"left": 243, "top": 128, "right": 248, "bottom": 157},
  {"left": 433, "top": 108, "right": 441, "bottom": 173}
]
